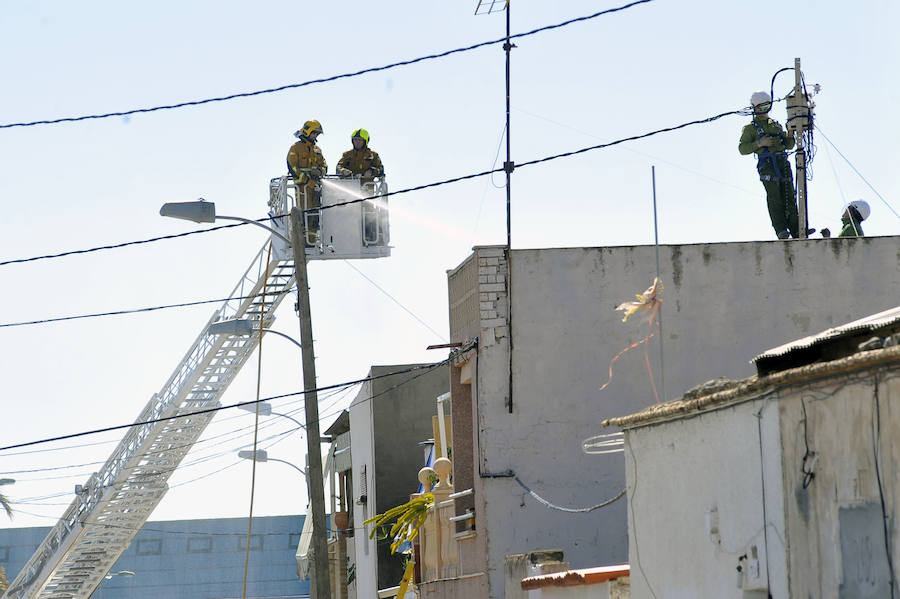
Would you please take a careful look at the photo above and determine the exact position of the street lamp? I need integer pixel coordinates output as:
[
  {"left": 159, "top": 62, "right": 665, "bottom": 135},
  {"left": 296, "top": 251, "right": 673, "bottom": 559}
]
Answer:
[
  {"left": 159, "top": 200, "right": 291, "bottom": 244},
  {"left": 161, "top": 199, "right": 331, "bottom": 599},
  {"left": 237, "top": 401, "right": 309, "bottom": 431},
  {"left": 237, "top": 449, "right": 307, "bottom": 478}
]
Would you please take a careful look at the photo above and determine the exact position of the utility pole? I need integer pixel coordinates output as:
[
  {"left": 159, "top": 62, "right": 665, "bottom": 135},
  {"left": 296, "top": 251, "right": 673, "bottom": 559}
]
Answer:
[
  {"left": 289, "top": 206, "right": 331, "bottom": 599},
  {"left": 786, "top": 57, "right": 812, "bottom": 238}
]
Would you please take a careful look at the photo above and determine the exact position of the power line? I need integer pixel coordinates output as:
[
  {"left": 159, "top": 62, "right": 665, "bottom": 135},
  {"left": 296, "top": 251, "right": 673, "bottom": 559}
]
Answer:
[
  {"left": 1, "top": 106, "right": 745, "bottom": 270},
  {"left": 0, "top": 0, "right": 655, "bottom": 131},
  {"left": 0, "top": 293, "right": 275, "bottom": 329},
  {"left": 0, "top": 361, "right": 448, "bottom": 453},
  {"left": 0, "top": 220, "right": 246, "bottom": 267},
  {"left": 311, "top": 108, "right": 747, "bottom": 214},
  {"left": 814, "top": 125, "right": 900, "bottom": 220},
  {"left": 4, "top": 366, "right": 441, "bottom": 518},
  {"left": 342, "top": 260, "right": 448, "bottom": 342}
]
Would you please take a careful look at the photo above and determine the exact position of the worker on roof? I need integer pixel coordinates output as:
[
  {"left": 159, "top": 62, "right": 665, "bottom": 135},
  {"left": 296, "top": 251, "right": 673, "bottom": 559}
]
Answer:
[
  {"left": 739, "top": 91, "right": 801, "bottom": 240},
  {"left": 286, "top": 120, "right": 327, "bottom": 239},
  {"left": 825, "top": 200, "right": 869, "bottom": 237},
  {"left": 337, "top": 128, "right": 384, "bottom": 184}
]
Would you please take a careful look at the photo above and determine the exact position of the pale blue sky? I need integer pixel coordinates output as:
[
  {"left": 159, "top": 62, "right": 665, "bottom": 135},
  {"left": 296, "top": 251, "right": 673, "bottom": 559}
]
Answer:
[{"left": 1, "top": 0, "right": 898, "bottom": 529}]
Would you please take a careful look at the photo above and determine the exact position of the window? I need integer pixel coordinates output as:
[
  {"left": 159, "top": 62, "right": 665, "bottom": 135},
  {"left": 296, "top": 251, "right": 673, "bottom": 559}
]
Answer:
[
  {"left": 136, "top": 539, "right": 162, "bottom": 555},
  {"left": 288, "top": 533, "right": 301, "bottom": 549},
  {"left": 237, "top": 534, "right": 263, "bottom": 551},
  {"left": 0, "top": 546, "right": 9, "bottom": 562},
  {"left": 187, "top": 537, "right": 213, "bottom": 553}
]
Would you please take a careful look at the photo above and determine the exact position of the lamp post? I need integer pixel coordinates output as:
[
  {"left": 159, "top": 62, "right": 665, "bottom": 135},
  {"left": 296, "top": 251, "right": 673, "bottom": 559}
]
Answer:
[{"left": 161, "top": 200, "right": 331, "bottom": 599}]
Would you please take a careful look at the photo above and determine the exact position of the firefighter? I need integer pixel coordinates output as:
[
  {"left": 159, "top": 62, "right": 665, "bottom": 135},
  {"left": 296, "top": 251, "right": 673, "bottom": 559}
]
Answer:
[
  {"left": 739, "top": 92, "right": 800, "bottom": 239},
  {"left": 286, "top": 120, "right": 327, "bottom": 240},
  {"left": 337, "top": 128, "right": 384, "bottom": 184}
]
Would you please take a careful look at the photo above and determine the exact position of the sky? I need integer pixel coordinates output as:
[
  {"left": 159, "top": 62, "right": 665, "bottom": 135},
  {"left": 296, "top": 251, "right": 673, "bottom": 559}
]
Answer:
[{"left": 1, "top": 0, "right": 898, "bottom": 538}]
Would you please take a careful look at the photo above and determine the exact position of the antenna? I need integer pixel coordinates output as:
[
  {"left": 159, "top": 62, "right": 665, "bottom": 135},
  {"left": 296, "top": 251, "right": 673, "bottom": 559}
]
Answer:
[{"left": 475, "top": 0, "right": 516, "bottom": 414}]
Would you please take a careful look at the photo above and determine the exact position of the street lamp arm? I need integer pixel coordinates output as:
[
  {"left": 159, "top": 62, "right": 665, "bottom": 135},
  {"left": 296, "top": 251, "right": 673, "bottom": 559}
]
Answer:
[
  {"left": 272, "top": 411, "right": 306, "bottom": 430},
  {"left": 268, "top": 457, "right": 307, "bottom": 478},
  {"left": 215, "top": 214, "right": 291, "bottom": 245},
  {"left": 258, "top": 328, "right": 304, "bottom": 351}
]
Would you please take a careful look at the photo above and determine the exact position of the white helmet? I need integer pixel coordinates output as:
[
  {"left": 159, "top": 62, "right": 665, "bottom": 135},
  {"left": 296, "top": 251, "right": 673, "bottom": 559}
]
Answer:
[
  {"left": 845, "top": 200, "right": 871, "bottom": 221},
  {"left": 750, "top": 91, "right": 772, "bottom": 111}
]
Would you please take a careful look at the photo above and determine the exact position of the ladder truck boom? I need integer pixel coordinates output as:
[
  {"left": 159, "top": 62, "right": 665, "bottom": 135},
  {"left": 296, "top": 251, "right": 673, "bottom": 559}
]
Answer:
[
  {"left": 5, "top": 175, "right": 392, "bottom": 599},
  {"left": 3, "top": 240, "right": 295, "bottom": 599}
]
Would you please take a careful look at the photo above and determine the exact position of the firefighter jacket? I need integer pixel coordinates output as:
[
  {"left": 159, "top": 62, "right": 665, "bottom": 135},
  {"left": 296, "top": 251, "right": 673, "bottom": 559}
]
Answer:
[
  {"left": 337, "top": 147, "right": 384, "bottom": 177},
  {"left": 287, "top": 138, "right": 327, "bottom": 183}
]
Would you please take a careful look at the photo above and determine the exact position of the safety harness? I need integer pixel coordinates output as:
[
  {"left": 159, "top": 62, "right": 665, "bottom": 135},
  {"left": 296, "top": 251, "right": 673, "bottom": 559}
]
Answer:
[{"left": 752, "top": 120, "right": 787, "bottom": 182}]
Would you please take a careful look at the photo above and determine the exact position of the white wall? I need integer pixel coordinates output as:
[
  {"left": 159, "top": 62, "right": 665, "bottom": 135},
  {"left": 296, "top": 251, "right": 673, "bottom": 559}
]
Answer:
[
  {"left": 462, "top": 237, "right": 900, "bottom": 599},
  {"left": 623, "top": 400, "right": 786, "bottom": 598},
  {"left": 348, "top": 378, "right": 376, "bottom": 599},
  {"left": 778, "top": 373, "right": 900, "bottom": 597}
]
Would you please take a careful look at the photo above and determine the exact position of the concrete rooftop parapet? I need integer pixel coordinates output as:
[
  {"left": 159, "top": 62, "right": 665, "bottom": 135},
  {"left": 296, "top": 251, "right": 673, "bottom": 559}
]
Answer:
[{"left": 602, "top": 344, "right": 900, "bottom": 430}]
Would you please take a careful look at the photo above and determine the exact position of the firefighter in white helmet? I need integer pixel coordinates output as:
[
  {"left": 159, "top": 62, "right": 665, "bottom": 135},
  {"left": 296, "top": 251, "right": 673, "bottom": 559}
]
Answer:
[{"left": 738, "top": 91, "right": 801, "bottom": 239}]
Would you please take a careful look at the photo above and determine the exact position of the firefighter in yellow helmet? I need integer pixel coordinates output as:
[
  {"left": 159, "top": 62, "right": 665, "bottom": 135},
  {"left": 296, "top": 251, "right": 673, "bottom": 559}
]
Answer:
[
  {"left": 337, "top": 128, "right": 384, "bottom": 184},
  {"left": 286, "top": 120, "right": 327, "bottom": 239}
]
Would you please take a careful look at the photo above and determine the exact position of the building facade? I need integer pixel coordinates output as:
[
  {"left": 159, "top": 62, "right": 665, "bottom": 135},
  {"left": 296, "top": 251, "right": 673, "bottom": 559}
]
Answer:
[
  {"left": 1, "top": 516, "right": 307, "bottom": 599},
  {"left": 440, "top": 238, "right": 900, "bottom": 599},
  {"left": 605, "top": 307, "right": 900, "bottom": 598},
  {"left": 330, "top": 363, "right": 449, "bottom": 599}
]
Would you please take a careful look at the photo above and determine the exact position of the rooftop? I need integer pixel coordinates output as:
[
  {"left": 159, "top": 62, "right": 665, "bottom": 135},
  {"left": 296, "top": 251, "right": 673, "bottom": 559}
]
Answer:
[{"left": 602, "top": 307, "right": 900, "bottom": 430}]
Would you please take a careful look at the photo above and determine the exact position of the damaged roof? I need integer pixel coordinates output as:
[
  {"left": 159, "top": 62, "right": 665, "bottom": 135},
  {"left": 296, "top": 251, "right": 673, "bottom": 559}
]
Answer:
[
  {"left": 600, "top": 332, "right": 900, "bottom": 429},
  {"left": 753, "top": 305, "right": 900, "bottom": 376}
]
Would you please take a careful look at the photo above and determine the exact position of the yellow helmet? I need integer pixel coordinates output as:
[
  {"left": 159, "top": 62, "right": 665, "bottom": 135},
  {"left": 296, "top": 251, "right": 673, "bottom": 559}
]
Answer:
[
  {"left": 352, "top": 128, "right": 370, "bottom": 147},
  {"left": 300, "top": 119, "right": 323, "bottom": 138}
]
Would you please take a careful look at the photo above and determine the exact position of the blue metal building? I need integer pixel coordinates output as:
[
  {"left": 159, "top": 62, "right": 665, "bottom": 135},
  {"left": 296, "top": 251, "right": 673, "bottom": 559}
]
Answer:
[{"left": 0, "top": 516, "right": 308, "bottom": 599}]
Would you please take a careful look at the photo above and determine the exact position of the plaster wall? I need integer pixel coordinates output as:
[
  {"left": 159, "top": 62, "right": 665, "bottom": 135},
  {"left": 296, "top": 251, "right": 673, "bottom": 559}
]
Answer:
[
  {"left": 623, "top": 401, "right": 786, "bottom": 598},
  {"left": 371, "top": 364, "right": 449, "bottom": 589},
  {"left": 452, "top": 237, "right": 900, "bottom": 599},
  {"left": 348, "top": 377, "right": 377, "bottom": 599},
  {"left": 779, "top": 372, "right": 900, "bottom": 597},
  {"left": 347, "top": 364, "right": 449, "bottom": 595}
]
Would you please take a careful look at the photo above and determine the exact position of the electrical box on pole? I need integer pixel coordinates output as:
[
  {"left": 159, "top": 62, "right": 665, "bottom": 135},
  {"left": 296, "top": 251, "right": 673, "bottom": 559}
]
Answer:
[{"left": 785, "top": 57, "right": 815, "bottom": 238}]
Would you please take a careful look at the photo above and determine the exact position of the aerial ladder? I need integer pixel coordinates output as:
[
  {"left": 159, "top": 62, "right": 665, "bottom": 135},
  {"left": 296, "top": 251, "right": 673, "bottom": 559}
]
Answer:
[{"left": 3, "top": 175, "right": 390, "bottom": 599}]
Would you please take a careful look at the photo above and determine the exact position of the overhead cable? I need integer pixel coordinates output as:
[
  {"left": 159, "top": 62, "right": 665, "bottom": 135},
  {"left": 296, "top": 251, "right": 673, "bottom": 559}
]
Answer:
[
  {"left": 0, "top": 0, "right": 655, "bottom": 130},
  {"left": 2, "top": 106, "right": 744, "bottom": 269},
  {"left": 0, "top": 220, "right": 248, "bottom": 267},
  {"left": 514, "top": 476, "right": 626, "bottom": 513},
  {"left": 814, "top": 125, "right": 900, "bottom": 220},
  {"left": 0, "top": 360, "right": 448, "bottom": 453},
  {"left": 312, "top": 108, "right": 747, "bottom": 214},
  {"left": 0, "top": 293, "right": 273, "bottom": 329},
  {"left": 342, "top": 260, "right": 448, "bottom": 342}
]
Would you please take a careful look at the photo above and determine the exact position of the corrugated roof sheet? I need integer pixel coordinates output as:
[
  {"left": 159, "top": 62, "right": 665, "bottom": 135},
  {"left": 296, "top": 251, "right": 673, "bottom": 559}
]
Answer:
[
  {"left": 753, "top": 305, "right": 900, "bottom": 376},
  {"left": 602, "top": 344, "right": 900, "bottom": 429}
]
